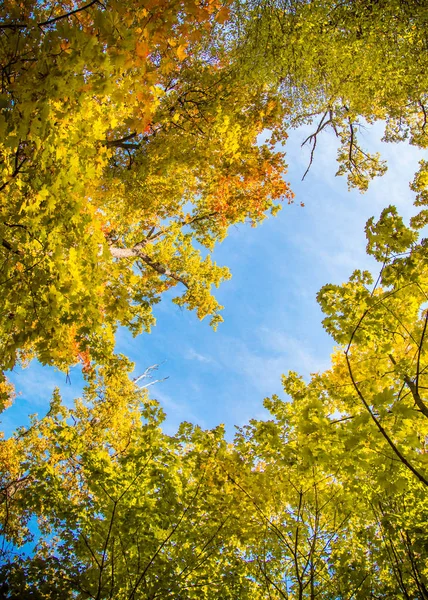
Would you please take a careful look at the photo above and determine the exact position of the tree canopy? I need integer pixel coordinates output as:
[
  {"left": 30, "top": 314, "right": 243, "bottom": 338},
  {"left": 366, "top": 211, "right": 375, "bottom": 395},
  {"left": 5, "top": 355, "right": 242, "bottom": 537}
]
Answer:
[
  {"left": 0, "top": 0, "right": 292, "bottom": 391},
  {"left": 3, "top": 207, "right": 428, "bottom": 596},
  {"left": 1, "top": 0, "right": 428, "bottom": 598},
  {"left": 235, "top": 0, "right": 428, "bottom": 188}
]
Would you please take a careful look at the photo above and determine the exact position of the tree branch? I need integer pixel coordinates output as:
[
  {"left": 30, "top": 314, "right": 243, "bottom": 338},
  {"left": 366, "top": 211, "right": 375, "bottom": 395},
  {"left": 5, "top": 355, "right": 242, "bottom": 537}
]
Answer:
[
  {"left": 132, "top": 364, "right": 163, "bottom": 385},
  {"left": 345, "top": 347, "right": 428, "bottom": 487},
  {"left": 0, "top": 23, "right": 27, "bottom": 30},
  {"left": 110, "top": 246, "right": 189, "bottom": 288},
  {"left": 388, "top": 353, "right": 428, "bottom": 419},
  {"left": 128, "top": 454, "right": 213, "bottom": 599},
  {"left": 104, "top": 132, "right": 138, "bottom": 148},
  {"left": 0, "top": 157, "right": 27, "bottom": 193},
  {"left": 256, "top": 557, "right": 289, "bottom": 599},
  {"left": 1, "top": 0, "right": 104, "bottom": 30},
  {"left": 39, "top": 0, "right": 104, "bottom": 27},
  {"left": 301, "top": 110, "right": 335, "bottom": 181},
  {"left": 1, "top": 239, "right": 21, "bottom": 256}
]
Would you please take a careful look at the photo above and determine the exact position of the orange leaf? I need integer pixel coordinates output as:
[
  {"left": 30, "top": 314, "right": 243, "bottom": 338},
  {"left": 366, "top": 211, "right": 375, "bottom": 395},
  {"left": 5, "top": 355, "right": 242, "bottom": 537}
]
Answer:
[
  {"left": 135, "top": 40, "right": 149, "bottom": 59},
  {"left": 216, "top": 6, "right": 230, "bottom": 24}
]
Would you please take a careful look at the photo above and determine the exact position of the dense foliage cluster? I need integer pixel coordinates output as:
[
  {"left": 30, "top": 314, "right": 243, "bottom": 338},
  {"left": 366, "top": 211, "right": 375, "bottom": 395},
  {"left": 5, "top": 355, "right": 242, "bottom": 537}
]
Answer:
[
  {"left": 0, "top": 0, "right": 292, "bottom": 391},
  {"left": 1, "top": 0, "right": 428, "bottom": 598}
]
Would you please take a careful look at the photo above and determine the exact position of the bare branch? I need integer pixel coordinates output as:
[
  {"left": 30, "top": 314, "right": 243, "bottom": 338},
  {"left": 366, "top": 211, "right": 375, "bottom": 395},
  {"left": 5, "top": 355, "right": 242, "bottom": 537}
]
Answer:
[
  {"left": 138, "top": 378, "right": 169, "bottom": 390},
  {"left": 132, "top": 364, "right": 163, "bottom": 385},
  {"left": 301, "top": 110, "right": 335, "bottom": 181}
]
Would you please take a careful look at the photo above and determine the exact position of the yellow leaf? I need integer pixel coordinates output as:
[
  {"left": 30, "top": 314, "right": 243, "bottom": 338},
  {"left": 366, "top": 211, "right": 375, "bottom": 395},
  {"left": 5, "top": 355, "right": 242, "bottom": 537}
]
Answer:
[{"left": 176, "top": 45, "right": 187, "bottom": 61}]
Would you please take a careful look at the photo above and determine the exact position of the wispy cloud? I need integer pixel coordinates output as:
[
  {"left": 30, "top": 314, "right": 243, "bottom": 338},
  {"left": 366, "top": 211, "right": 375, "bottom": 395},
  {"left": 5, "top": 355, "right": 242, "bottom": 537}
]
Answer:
[{"left": 185, "top": 348, "right": 215, "bottom": 364}]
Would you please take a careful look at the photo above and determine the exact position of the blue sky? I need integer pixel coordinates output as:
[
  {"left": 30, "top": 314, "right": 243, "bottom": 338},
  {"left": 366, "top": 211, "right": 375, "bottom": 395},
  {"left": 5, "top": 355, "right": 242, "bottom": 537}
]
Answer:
[{"left": 2, "top": 123, "right": 425, "bottom": 438}]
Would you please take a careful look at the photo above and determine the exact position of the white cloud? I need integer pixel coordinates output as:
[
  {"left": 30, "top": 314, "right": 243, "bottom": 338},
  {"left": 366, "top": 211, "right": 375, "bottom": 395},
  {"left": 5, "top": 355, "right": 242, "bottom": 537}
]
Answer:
[{"left": 185, "top": 348, "right": 215, "bottom": 364}]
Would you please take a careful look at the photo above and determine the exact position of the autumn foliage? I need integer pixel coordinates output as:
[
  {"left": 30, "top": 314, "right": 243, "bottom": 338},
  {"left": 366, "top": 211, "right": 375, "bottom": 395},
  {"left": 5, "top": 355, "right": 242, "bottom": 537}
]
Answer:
[
  {"left": 0, "top": 0, "right": 292, "bottom": 390},
  {"left": 1, "top": 0, "right": 428, "bottom": 598}
]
